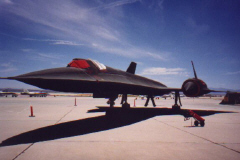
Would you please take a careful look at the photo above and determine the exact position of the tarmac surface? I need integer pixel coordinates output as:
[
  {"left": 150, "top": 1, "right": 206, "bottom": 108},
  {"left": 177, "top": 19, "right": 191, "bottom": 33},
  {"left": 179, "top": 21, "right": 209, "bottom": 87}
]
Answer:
[{"left": 0, "top": 96, "right": 240, "bottom": 160}]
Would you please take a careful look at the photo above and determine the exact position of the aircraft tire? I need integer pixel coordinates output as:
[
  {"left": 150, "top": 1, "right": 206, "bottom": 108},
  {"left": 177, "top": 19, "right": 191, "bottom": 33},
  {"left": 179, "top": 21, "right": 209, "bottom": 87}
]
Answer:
[
  {"left": 200, "top": 121, "right": 205, "bottom": 127},
  {"left": 122, "top": 103, "right": 130, "bottom": 109},
  {"left": 194, "top": 120, "right": 199, "bottom": 127}
]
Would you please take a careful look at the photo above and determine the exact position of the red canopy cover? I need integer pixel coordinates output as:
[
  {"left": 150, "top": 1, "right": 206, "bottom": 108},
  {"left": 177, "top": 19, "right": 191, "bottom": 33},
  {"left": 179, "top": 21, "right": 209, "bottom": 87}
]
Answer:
[{"left": 68, "top": 59, "right": 90, "bottom": 69}]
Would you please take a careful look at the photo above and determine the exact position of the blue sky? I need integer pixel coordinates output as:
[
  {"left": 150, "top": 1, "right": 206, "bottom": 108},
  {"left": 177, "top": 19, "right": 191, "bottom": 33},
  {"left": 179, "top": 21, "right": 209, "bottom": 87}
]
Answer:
[{"left": 0, "top": 0, "right": 240, "bottom": 90}]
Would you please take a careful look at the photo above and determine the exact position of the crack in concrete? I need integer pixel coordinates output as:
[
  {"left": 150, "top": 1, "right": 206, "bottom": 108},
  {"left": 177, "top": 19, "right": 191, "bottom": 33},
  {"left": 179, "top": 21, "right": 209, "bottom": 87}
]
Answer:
[
  {"left": 12, "top": 106, "right": 77, "bottom": 160},
  {"left": 154, "top": 118, "right": 240, "bottom": 154},
  {"left": 12, "top": 143, "right": 34, "bottom": 160},
  {"left": 55, "top": 106, "right": 76, "bottom": 124}
]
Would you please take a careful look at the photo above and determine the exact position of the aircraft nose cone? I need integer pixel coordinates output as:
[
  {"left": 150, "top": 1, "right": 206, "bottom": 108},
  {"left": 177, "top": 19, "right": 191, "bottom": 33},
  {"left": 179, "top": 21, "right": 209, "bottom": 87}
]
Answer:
[
  {"left": 9, "top": 67, "right": 96, "bottom": 92},
  {"left": 13, "top": 67, "right": 92, "bottom": 80}
]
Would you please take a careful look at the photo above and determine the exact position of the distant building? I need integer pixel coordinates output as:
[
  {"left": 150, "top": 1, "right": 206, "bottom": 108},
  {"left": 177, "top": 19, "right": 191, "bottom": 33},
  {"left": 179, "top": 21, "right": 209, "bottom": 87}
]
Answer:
[{"left": 220, "top": 92, "right": 240, "bottom": 105}]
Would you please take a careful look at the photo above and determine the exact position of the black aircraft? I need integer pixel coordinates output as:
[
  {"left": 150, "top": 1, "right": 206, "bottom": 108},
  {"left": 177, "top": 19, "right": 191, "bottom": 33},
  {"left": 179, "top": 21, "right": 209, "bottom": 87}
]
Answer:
[{"left": 0, "top": 58, "right": 218, "bottom": 109}]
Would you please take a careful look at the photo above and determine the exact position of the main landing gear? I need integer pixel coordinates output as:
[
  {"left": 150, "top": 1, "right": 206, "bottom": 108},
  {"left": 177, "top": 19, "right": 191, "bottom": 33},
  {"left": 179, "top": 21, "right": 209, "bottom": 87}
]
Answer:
[
  {"left": 121, "top": 94, "right": 130, "bottom": 109},
  {"left": 107, "top": 94, "right": 118, "bottom": 108},
  {"left": 172, "top": 91, "right": 182, "bottom": 110},
  {"left": 144, "top": 95, "right": 156, "bottom": 107},
  {"left": 107, "top": 94, "right": 130, "bottom": 109}
]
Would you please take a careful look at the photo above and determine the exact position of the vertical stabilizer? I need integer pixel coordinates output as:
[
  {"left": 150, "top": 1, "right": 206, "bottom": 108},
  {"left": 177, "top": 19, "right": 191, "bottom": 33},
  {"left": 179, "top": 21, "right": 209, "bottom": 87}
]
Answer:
[
  {"left": 23, "top": 89, "right": 29, "bottom": 93},
  {"left": 191, "top": 61, "right": 198, "bottom": 79},
  {"left": 126, "top": 62, "right": 137, "bottom": 74}
]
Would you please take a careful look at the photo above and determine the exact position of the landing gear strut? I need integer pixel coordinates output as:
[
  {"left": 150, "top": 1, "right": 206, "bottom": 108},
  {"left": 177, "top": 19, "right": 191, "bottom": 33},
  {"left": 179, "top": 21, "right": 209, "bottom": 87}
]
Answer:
[
  {"left": 144, "top": 95, "right": 156, "bottom": 107},
  {"left": 172, "top": 91, "right": 182, "bottom": 110},
  {"left": 107, "top": 95, "right": 118, "bottom": 108},
  {"left": 107, "top": 94, "right": 130, "bottom": 109},
  {"left": 121, "top": 94, "right": 130, "bottom": 109}
]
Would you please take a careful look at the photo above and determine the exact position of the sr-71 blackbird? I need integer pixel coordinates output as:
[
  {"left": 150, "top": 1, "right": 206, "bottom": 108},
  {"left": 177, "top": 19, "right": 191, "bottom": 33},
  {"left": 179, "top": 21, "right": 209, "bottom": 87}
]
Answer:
[
  {"left": 1, "top": 58, "right": 225, "bottom": 126},
  {"left": 0, "top": 58, "right": 219, "bottom": 109}
]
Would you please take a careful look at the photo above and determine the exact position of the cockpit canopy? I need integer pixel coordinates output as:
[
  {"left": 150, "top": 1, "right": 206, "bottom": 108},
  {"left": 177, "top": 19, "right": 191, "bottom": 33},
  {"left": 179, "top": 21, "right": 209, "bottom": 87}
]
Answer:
[{"left": 67, "top": 59, "right": 106, "bottom": 73}]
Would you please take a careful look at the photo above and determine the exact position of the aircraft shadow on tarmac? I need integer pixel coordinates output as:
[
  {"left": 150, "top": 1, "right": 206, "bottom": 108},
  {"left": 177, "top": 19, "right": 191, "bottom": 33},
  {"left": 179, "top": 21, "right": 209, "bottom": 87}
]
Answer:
[{"left": 0, "top": 107, "right": 235, "bottom": 147}]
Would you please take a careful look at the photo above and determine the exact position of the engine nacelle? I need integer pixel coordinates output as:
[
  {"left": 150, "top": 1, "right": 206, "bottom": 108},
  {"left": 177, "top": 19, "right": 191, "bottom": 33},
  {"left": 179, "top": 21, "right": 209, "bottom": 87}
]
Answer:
[{"left": 181, "top": 78, "right": 209, "bottom": 97}]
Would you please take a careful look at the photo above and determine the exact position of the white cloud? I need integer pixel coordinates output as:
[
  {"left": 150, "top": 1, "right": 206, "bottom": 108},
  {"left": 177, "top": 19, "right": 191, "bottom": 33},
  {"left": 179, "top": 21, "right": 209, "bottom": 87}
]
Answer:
[
  {"left": 20, "top": 48, "right": 65, "bottom": 63},
  {"left": 51, "top": 40, "right": 84, "bottom": 46},
  {"left": 91, "top": 0, "right": 140, "bottom": 11},
  {"left": 95, "top": 27, "right": 120, "bottom": 41},
  {"left": 1, "top": 63, "right": 11, "bottom": 67},
  {"left": 38, "top": 53, "right": 61, "bottom": 59},
  {"left": 226, "top": 71, "right": 240, "bottom": 75},
  {"left": 146, "top": 52, "right": 166, "bottom": 61},
  {"left": 141, "top": 67, "right": 187, "bottom": 76},
  {"left": 139, "top": 0, "right": 164, "bottom": 12},
  {"left": 0, "top": 63, "right": 17, "bottom": 73},
  {"left": 0, "top": 68, "right": 17, "bottom": 73},
  {"left": 21, "top": 49, "right": 35, "bottom": 52},
  {"left": 0, "top": 0, "right": 13, "bottom": 5},
  {"left": 186, "top": 17, "right": 210, "bottom": 35},
  {"left": 91, "top": 43, "right": 168, "bottom": 60},
  {"left": 23, "top": 38, "right": 84, "bottom": 46},
  {"left": 3, "top": 0, "right": 168, "bottom": 61}
]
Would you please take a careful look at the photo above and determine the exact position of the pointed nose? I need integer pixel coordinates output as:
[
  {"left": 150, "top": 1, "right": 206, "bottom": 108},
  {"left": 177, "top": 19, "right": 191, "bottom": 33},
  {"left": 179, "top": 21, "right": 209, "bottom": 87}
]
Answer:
[
  {"left": 13, "top": 67, "right": 92, "bottom": 80},
  {"left": 8, "top": 67, "right": 96, "bottom": 92}
]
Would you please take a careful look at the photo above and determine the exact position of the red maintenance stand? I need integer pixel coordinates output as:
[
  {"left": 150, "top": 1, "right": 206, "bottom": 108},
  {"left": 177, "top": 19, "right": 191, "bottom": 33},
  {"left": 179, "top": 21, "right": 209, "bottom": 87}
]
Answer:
[{"left": 185, "top": 110, "right": 205, "bottom": 127}]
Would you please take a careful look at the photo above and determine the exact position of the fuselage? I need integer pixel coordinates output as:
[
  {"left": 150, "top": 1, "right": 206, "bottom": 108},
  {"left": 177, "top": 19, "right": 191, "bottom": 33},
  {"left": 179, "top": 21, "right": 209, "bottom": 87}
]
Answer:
[{"left": 8, "top": 59, "right": 170, "bottom": 96}]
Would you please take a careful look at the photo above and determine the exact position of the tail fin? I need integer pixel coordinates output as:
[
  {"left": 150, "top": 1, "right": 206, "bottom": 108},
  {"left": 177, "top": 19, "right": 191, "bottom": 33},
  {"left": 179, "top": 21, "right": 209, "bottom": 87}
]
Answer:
[
  {"left": 191, "top": 61, "right": 198, "bottom": 79},
  {"left": 126, "top": 62, "right": 137, "bottom": 74},
  {"left": 23, "top": 89, "right": 29, "bottom": 93}
]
